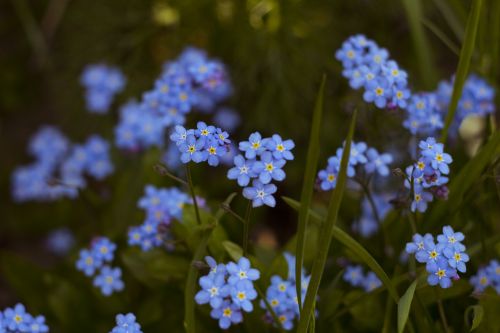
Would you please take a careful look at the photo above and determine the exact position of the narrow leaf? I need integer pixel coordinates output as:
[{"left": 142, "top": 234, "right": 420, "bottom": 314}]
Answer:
[
  {"left": 398, "top": 281, "right": 417, "bottom": 333},
  {"left": 440, "top": 0, "right": 483, "bottom": 142},
  {"left": 295, "top": 74, "right": 326, "bottom": 312},
  {"left": 433, "top": 0, "right": 465, "bottom": 41},
  {"left": 297, "top": 110, "right": 357, "bottom": 333},
  {"left": 421, "top": 18, "right": 460, "bottom": 55},
  {"left": 402, "top": 0, "right": 437, "bottom": 89},
  {"left": 283, "top": 196, "right": 399, "bottom": 302},
  {"left": 465, "top": 305, "right": 484, "bottom": 331}
]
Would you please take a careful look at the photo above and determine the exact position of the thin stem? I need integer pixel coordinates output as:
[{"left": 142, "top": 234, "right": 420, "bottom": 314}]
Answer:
[
  {"left": 436, "top": 291, "right": 450, "bottom": 333},
  {"left": 242, "top": 200, "right": 253, "bottom": 256},
  {"left": 154, "top": 163, "right": 188, "bottom": 186},
  {"left": 219, "top": 203, "right": 246, "bottom": 224},
  {"left": 185, "top": 164, "right": 201, "bottom": 225},
  {"left": 256, "top": 286, "right": 285, "bottom": 332}
]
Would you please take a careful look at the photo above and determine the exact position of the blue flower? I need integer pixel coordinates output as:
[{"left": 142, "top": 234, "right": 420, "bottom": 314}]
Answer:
[
  {"left": 210, "top": 301, "right": 243, "bottom": 329},
  {"left": 266, "top": 134, "right": 295, "bottom": 160},
  {"left": 317, "top": 163, "right": 338, "bottom": 191},
  {"left": 28, "top": 315, "right": 49, "bottom": 333},
  {"left": 252, "top": 152, "right": 286, "bottom": 184},
  {"left": 226, "top": 257, "right": 260, "bottom": 285},
  {"left": 213, "top": 108, "right": 240, "bottom": 131},
  {"left": 179, "top": 134, "right": 206, "bottom": 163},
  {"left": 80, "top": 64, "right": 126, "bottom": 114},
  {"left": 362, "top": 272, "right": 382, "bottom": 292},
  {"left": 364, "top": 148, "right": 393, "bottom": 176},
  {"left": 92, "top": 237, "right": 117, "bottom": 263},
  {"left": 3, "top": 304, "right": 30, "bottom": 332},
  {"left": 405, "top": 233, "right": 433, "bottom": 254},
  {"left": 421, "top": 142, "right": 453, "bottom": 174},
  {"left": 437, "top": 226, "right": 465, "bottom": 251},
  {"left": 93, "top": 266, "right": 125, "bottom": 296},
  {"left": 410, "top": 187, "right": 433, "bottom": 213},
  {"left": 242, "top": 180, "right": 277, "bottom": 208},
  {"left": 230, "top": 280, "right": 258, "bottom": 312},
  {"left": 76, "top": 249, "right": 102, "bottom": 277},
  {"left": 110, "top": 313, "right": 143, "bottom": 333},
  {"left": 363, "top": 78, "right": 391, "bottom": 108},
  {"left": 443, "top": 247, "right": 469, "bottom": 273},
  {"left": 415, "top": 238, "right": 441, "bottom": 269},
  {"left": 238, "top": 132, "right": 266, "bottom": 159},
  {"left": 343, "top": 265, "right": 364, "bottom": 287},
  {"left": 195, "top": 273, "right": 230, "bottom": 309},
  {"left": 196, "top": 121, "right": 216, "bottom": 137},
  {"left": 227, "top": 155, "right": 255, "bottom": 187},
  {"left": 427, "top": 258, "right": 456, "bottom": 289}
]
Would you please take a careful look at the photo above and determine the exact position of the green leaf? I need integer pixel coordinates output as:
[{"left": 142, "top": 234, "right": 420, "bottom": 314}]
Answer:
[
  {"left": 283, "top": 196, "right": 399, "bottom": 302},
  {"left": 295, "top": 74, "right": 326, "bottom": 312},
  {"left": 398, "top": 281, "right": 417, "bottom": 333},
  {"left": 440, "top": 0, "right": 483, "bottom": 142},
  {"left": 421, "top": 17, "right": 460, "bottom": 55},
  {"left": 465, "top": 305, "right": 484, "bottom": 331},
  {"left": 297, "top": 110, "right": 357, "bottom": 333},
  {"left": 222, "top": 240, "right": 244, "bottom": 261},
  {"left": 402, "top": 0, "right": 437, "bottom": 89}
]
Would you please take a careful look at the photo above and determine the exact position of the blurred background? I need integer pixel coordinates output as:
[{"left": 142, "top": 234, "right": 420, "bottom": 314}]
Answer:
[{"left": 1, "top": 0, "right": 499, "bottom": 332}]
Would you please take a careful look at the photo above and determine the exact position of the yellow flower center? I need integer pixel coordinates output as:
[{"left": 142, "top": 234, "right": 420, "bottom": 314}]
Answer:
[
  {"left": 454, "top": 253, "right": 461, "bottom": 261},
  {"left": 437, "top": 269, "right": 446, "bottom": 278},
  {"left": 416, "top": 102, "right": 424, "bottom": 110},
  {"left": 86, "top": 257, "right": 93, "bottom": 265},
  {"left": 179, "top": 92, "right": 188, "bottom": 101},
  {"left": 265, "top": 163, "right": 274, "bottom": 172},
  {"left": 188, "top": 145, "right": 196, "bottom": 153},
  {"left": 201, "top": 129, "right": 209, "bottom": 136},
  {"left": 429, "top": 250, "right": 438, "bottom": 259},
  {"left": 169, "top": 108, "right": 177, "bottom": 115},
  {"left": 208, "top": 147, "right": 216, "bottom": 155},
  {"left": 100, "top": 246, "right": 108, "bottom": 254},
  {"left": 271, "top": 299, "right": 279, "bottom": 307},
  {"left": 327, "top": 174, "right": 336, "bottom": 182},
  {"left": 106, "top": 276, "right": 114, "bottom": 284},
  {"left": 436, "top": 154, "right": 443, "bottom": 162},
  {"left": 15, "top": 315, "right": 22, "bottom": 323},
  {"left": 279, "top": 315, "right": 287, "bottom": 323},
  {"left": 397, "top": 91, "right": 403, "bottom": 99},
  {"left": 417, "top": 161, "right": 425, "bottom": 170},
  {"left": 223, "top": 307, "right": 232, "bottom": 317},
  {"left": 277, "top": 144, "right": 285, "bottom": 152},
  {"left": 252, "top": 141, "right": 260, "bottom": 149},
  {"left": 375, "top": 87, "right": 384, "bottom": 96},
  {"left": 161, "top": 85, "right": 169, "bottom": 93},
  {"left": 415, "top": 194, "right": 421, "bottom": 202},
  {"left": 347, "top": 50, "right": 355, "bottom": 59},
  {"left": 237, "top": 292, "right": 246, "bottom": 300},
  {"left": 239, "top": 271, "right": 247, "bottom": 278},
  {"left": 480, "top": 277, "right": 488, "bottom": 285},
  {"left": 278, "top": 284, "right": 286, "bottom": 292},
  {"left": 198, "top": 65, "right": 207, "bottom": 73},
  {"left": 392, "top": 69, "right": 399, "bottom": 76}
]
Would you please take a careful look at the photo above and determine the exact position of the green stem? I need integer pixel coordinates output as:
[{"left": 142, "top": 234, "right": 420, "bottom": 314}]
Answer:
[
  {"left": 256, "top": 286, "right": 285, "bottom": 332},
  {"left": 154, "top": 163, "right": 188, "bottom": 186},
  {"left": 185, "top": 164, "right": 201, "bottom": 225},
  {"left": 242, "top": 200, "right": 252, "bottom": 256},
  {"left": 436, "top": 291, "right": 450, "bottom": 333}
]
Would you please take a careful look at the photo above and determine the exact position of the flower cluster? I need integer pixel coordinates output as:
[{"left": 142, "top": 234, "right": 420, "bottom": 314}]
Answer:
[
  {"left": 0, "top": 304, "right": 49, "bottom": 333},
  {"left": 403, "top": 74, "right": 495, "bottom": 136},
  {"left": 11, "top": 127, "right": 114, "bottom": 202},
  {"left": 170, "top": 122, "right": 231, "bottom": 166},
  {"left": 317, "top": 141, "right": 393, "bottom": 191},
  {"left": 76, "top": 237, "right": 124, "bottom": 296},
  {"left": 343, "top": 265, "right": 382, "bottom": 292},
  {"left": 405, "top": 226, "right": 468, "bottom": 288},
  {"left": 353, "top": 193, "right": 391, "bottom": 238},
  {"left": 403, "top": 93, "right": 444, "bottom": 135},
  {"left": 115, "top": 101, "right": 166, "bottom": 150},
  {"left": 227, "top": 132, "right": 295, "bottom": 207},
  {"left": 109, "top": 313, "right": 142, "bottom": 333},
  {"left": 114, "top": 47, "right": 232, "bottom": 151},
  {"left": 195, "top": 256, "right": 260, "bottom": 329},
  {"left": 336, "top": 34, "right": 410, "bottom": 109},
  {"left": 80, "top": 64, "right": 126, "bottom": 114},
  {"left": 261, "top": 253, "right": 311, "bottom": 330},
  {"left": 404, "top": 137, "right": 452, "bottom": 212},
  {"left": 128, "top": 185, "right": 190, "bottom": 251},
  {"left": 470, "top": 260, "right": 500, "bottom": 294}
]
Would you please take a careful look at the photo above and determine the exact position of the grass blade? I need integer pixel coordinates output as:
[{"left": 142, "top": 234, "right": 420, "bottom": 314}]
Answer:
[
  {"left": 296, "top": 110, "right": 357, "bottom": 333},
  {"left": 402, "top": 0, "right": 437, "bottom": 89},
  {"left": 421, "top": 18, "right": 460, "bottom": 56},
  {"left": 433, "top": 0, "right": 465, "bottom": 41},
  {"left": 295, "top": 75, "right": 326, "bottom": 313},
  {"left": 440, "top": 0, "right": 483, "bottom": 142},
  {"left": 283, "top": 196, "right": 400, "bottom": 302},
  {"left": 183, "top": 193, "right": 236, "bottom": 333},
  {"left": 398, "top": 281, "right": 417, "bottom": 333}
]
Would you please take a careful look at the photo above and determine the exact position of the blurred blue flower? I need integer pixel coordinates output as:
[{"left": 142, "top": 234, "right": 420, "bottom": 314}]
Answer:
[
  {"left": 242, "top": 180, "right": 277, "bottom": 208},
  {"left": 93, "top": 266, "right": 124, "bottom": 296},
  {"left": 110, "top": 313, "right": 142, "bottom": 333}
]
